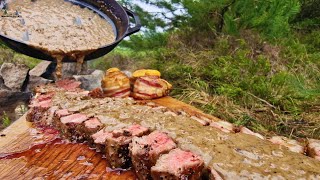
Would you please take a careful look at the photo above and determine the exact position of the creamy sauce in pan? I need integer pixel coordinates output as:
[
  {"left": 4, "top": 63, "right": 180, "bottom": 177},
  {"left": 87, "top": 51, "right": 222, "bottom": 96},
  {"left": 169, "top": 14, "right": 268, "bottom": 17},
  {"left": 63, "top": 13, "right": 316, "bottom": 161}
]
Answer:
[{"left": 0, "top": 0, "right": 116, "bottom": 78}]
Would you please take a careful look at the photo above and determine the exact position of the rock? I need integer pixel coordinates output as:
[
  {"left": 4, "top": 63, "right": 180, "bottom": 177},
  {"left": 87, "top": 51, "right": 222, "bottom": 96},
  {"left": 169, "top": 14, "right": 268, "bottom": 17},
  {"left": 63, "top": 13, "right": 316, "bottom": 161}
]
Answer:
[
  {"left": 61, "top": 62, "right": 90, "bottom": 77},
  {"left": 29, "top": 61, "right": 52, "bottom": 77},
  {"left": 0, "top": 89, "right": 31, "bottom": 107},
  {"left": 73, "top": 70, "right": 104, "bottom": 90},
  {"left": 52, "top": 62, "right": 92, "bottom": 81},
  {"left": 0, "top": 63, "right": 29, "bottom": 91},
  {"left": 27, "top": 75, "right": 53, "bottom": 92},
  {"left": 0, "top": 75, "right": 4, "bottom": 88},
  {"left": 61, "top": 63, "right": 77, "bottom": 78},
  {"left": 0, "top": 76, "right": 10, "bottom": 90}
]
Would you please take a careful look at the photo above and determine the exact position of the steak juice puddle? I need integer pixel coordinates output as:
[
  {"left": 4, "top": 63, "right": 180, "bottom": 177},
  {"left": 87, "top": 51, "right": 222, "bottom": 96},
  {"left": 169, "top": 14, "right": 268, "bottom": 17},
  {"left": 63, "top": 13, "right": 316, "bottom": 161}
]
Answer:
[{"left": 0, "top": 127, "right": 136, "bottom": 179}]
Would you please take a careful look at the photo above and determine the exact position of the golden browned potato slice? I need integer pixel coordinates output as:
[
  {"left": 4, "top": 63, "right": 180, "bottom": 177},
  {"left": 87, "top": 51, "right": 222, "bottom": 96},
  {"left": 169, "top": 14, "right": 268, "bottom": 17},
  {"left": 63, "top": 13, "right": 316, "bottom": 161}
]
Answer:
[{"left": 133, "top": 69, "right": 161, "bottom": 78}]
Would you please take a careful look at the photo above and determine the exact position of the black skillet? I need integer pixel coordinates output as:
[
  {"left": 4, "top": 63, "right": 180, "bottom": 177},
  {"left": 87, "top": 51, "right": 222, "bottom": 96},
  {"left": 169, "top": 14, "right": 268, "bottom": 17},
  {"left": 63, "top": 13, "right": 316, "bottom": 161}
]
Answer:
[{"left": 0, "top": 0, "right": 141, "bottom": 62}]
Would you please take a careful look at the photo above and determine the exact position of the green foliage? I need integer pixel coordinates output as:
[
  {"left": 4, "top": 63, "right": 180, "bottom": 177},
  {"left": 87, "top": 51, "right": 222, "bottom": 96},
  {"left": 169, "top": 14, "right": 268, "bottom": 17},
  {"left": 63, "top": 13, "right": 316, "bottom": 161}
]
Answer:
[
  {"left": 0, "top": 46, "right": 40, "bottom": 68},
  {"left": 224, "top": 0, "right": 301, "bottom": 37},
  {"left": 182, "top": 0, "right": 232, "bottom": 30},
  {"left": 120, "top": 0, "right": 187, "bottom": 31},
  {"left": 292, "top": 18, "right": 320, "bottom": 30},
  {"left": 116, "top": 0, "right": 313, "bottom": 65},
  {"left": 120, "top": 32, "right": 169, "bottom": 51},
  {"left": 298, "top": 30, "right": 320, "bottom": 53},
  {"left": 2, "top": 111, "right": 11, "bottom": 127},
  {"left": 295, "top": 0, "right": 320, "bottom": 23}
]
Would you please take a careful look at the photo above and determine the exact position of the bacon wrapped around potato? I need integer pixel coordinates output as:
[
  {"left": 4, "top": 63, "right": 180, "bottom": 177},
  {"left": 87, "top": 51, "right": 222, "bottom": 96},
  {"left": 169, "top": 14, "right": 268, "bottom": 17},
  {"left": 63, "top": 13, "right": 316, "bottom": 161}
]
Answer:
[
  {"left": 132, "top": 74, "right": 172, "bottom": 100},
  {"left": 101, "top": 68, "right": 130, "bottom": 98}
]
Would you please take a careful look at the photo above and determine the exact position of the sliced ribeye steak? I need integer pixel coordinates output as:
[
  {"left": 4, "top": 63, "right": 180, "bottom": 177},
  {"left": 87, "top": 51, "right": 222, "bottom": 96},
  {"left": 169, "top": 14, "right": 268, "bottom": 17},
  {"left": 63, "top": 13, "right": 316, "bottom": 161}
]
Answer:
[
  {"left": 105, "top": 124, "right": 149, "bottom": 168},
  {"left": 130, "top": 131, "right": 177, "bottom": 180},
  {"left": 151, "top": 148, "right": 204, "bottom": 180}
]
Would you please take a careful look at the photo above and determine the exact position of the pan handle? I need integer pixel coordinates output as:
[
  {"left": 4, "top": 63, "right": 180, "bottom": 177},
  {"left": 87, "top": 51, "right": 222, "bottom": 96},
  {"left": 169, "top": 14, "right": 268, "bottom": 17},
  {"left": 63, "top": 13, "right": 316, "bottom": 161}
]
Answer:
[{"left": 124, "top": 7, "right": 142, "bottom": 36}]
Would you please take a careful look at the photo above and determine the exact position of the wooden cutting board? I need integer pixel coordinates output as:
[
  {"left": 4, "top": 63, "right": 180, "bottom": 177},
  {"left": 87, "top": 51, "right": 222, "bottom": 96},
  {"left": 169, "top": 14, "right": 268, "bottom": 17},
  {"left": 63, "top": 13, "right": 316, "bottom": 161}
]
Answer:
[{"left": 0, "top": 97, "right": 218, "bottom": 179}]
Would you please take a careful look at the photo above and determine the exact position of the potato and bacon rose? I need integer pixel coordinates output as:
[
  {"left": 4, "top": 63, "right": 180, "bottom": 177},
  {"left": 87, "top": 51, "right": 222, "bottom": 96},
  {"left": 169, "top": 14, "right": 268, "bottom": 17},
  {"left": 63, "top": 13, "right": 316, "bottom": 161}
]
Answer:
[
  {"left": 101, "top": 68, "right": 172, "bottom": 99},
  {"left": 131, "top": 69, "right": 172, "bottom": 100},
  {"left": 101, "top": 68, "right": 131, "bottom": 98}
]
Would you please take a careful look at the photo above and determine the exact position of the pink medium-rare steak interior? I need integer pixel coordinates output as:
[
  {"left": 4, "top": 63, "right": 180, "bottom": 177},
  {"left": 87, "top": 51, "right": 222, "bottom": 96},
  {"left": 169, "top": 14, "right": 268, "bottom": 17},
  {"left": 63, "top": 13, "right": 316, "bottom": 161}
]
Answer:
[
  {"left": 125, "top": 124, "right": 149, "bottom": 137},
  {"left": 84, "top": 117, "right": 103, "bottom": 129},
  {"left": 151, "top": 148, "right": 204, "bottom": 179},
  {"left": 147, "top": 131, "right": 177, "bottom": 158},
  {"left": 55, "top": 79, "right": 81, "bottom": 90},
  {"left": 30, "top": 99, "right": 52, "bottom": 109},
  {"left": 60, "top": 113, "right": 88, "bottom": 124},
  {"left": 92, "top": 128, "right": 113, "bottom": 145},
  {"left": 55, "top": 109, "right": 70, "bottom": 118},
  {"left": 108, "top": 124, "right": 150, "bottom": 145},
  {"left": 130, "top": 131, "right": 177, "bottom": 179},
  {"left": 36, "top": 92, "right": 55, "bottom": 102}
]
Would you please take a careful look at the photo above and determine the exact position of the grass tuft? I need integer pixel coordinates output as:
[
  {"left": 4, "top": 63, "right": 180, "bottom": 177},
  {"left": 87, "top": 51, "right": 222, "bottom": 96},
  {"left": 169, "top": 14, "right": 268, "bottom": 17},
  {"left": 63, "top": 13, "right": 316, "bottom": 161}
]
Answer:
[{"left": 2, "top": 111, "right": 11, "bottom": 127}]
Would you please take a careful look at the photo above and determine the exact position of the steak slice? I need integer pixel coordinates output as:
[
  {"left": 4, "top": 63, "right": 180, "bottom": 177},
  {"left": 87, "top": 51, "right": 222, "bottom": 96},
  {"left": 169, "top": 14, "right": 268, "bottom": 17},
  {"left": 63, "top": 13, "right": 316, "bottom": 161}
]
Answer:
[
  {"left": 84, "top": 117, "right": 104, "bottom": 134},
  {"left": 26, "top": 107, "right": 44, "bottom": 123},
  {"left": 39, "top": 106, "right": 58, "bottom": 126},
  {"left": 54, "top": 113, "right": 89, "bottom": 140},
  {"left": 36, "top": 92, "right": 55, "bottom": 102},
  {"left": 52, "top": 109, "right": 71, "bottom": 128},
  {"left": 130, "top": 131, "right": 177, "bottom": 180},
  {"left": 90, "top": 115, "right": 128, "bottom": 152},
  {"left": 91, "top": 128, "right": 113, "bottom": 153},
  {"left": 26, "top": 94, "right": 53, "bottom": 123},
  {"left": 151, "top": 148, "right": 204, "bottom": 180},
  {"left": 105, "top": 124, "right": 149, "bottom": 168},
  {"left": 55, "top": 79, "right": 81, "bottom": 91},
  {"left": 268, "top": 136, "right": 305, "bottom": 154},
  {"left": 75, "top": 117, "right": 105, "bottom": 142},
  {"left": 307, "top": 139, "right": 320, "bottom": 160},
  {"left": 208, "top": 168, "right": 224, "bottom": 180},
  {"left": 239, "top": 126, "right": 265, "bottom": 140},
  {"left": 55, "top": 109, "right": 71, "bottom": 118},
  {"left": 209, "top": 120, "right": 235, "bottom": 133},
  {"left": 26, "top": 106, "right": 58, "bottom": 126}
]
